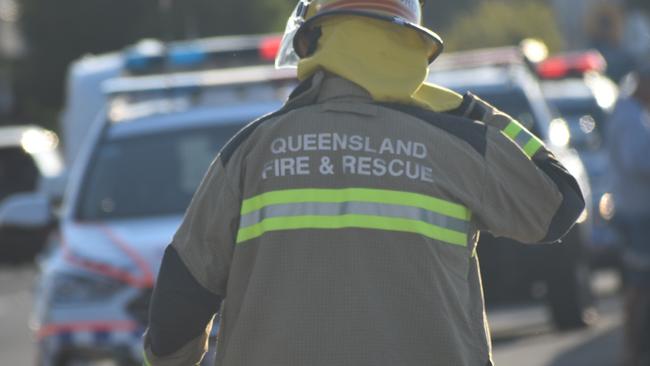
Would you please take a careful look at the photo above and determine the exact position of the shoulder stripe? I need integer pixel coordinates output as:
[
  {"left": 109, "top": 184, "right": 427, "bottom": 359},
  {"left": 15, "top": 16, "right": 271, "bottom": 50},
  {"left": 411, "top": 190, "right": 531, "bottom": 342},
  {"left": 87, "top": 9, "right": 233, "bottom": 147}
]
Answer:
[{"left": 502, "top": 120, "right": 545, "bottom": 159}]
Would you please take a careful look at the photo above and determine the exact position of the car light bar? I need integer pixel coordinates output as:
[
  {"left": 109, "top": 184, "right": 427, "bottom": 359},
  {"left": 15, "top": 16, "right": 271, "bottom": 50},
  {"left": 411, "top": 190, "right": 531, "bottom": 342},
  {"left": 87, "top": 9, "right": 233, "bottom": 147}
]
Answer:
[
  {"left": 169, "top": 45, "right": 209, "bottom": 67},
  {"left": 431, "top": 47, "right": 525, "bottom": 71},
  {"left": 122, "top": 34, "right": 283, "bottom": 74},
  {"left": 124, "top": 39, "right": 166, "bottom": 72},
  {"left": 536, "top": 50, "right": 607, "bottom": 80},
  {"left": 259, "top": 36, "right": 283, "bottom": 62},
  {"left": 103, "top": 65, "right": 297, "bottom": 122},
  {"left": 104, "top": 65, "right": 296, "bottom": 95}
]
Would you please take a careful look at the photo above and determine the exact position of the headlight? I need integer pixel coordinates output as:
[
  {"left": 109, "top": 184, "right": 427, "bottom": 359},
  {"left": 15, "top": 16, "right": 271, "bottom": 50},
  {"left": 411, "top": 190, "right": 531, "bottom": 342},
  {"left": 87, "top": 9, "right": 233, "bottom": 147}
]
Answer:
[
  {"left": 599, "top": 193, "right": 616, "bottom": 221},
  {"left": 50, "top": 273, "right": 125, "bottom": 305},
  {"left": 549, "top": 118, "right": 571, "bottom": 147},
  {"left": 21, "top": 128, "right": 59, "bottom": 154}
]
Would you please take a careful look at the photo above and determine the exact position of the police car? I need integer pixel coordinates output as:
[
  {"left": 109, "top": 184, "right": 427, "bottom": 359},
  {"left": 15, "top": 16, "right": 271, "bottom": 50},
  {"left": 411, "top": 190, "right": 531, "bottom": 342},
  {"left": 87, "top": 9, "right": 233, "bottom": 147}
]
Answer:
[
  {"left": 429, "top": 47, "right": 596, "bottom": 329},
  {"left": 25, "top": 39, "right": 295, "bottom": 365},
  {"left": 0, "top": 125, "right": 64, "bottom": 263},
  {"left": 538, "top": 51, "right": 622, "bottom": 267},
  {"left": 60, "top": 34, "right": 283, "bottom": 167}
]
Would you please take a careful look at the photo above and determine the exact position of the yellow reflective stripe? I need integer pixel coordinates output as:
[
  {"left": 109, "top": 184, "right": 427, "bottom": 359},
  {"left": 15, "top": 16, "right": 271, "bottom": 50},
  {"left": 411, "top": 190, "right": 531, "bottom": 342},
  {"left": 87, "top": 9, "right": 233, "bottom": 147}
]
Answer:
[
  {"left": 503, "top": 121, "right": 523, "bottom": 140},
  {"left": 143, "top": 352, "right": 151, "bottom": 366},
  {"left": 241, "top": 188, "right": 470, "bottom": 221},
  {"left": 502, "top": 120, "right": 545, "bottom": 158},
  {"left": 523, "top": 136, "right": 544, "bottom": 158},
  {"left": 236, "top": 215, "right": 468, "bottom": 246}
]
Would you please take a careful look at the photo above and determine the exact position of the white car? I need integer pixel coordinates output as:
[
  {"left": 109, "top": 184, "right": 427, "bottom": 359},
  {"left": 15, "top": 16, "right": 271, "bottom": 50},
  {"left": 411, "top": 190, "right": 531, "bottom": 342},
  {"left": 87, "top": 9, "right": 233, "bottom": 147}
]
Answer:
[
  {"left": 60, "top": 34, "right": 279, "bottom": 167},
  {"left": 19, "top": 65, "right": 296, "bottom": 365}
]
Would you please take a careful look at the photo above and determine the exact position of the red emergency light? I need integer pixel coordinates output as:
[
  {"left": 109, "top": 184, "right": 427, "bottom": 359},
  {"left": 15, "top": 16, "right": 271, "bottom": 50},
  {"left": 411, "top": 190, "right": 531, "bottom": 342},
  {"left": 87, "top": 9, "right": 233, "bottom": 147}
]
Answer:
[
  {"left": 259, "top": 36, "right": 283, "bottom": 61},
  {"left": 536, "top": 51, "right": 607, "bottom": 80}
]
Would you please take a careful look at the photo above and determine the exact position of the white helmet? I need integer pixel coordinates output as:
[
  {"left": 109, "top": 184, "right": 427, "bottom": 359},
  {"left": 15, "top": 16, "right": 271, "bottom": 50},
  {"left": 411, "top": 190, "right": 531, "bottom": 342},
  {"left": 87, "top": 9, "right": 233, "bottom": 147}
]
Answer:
[{"left": 276, "top": 0, "right": 444, "bottom": 69}]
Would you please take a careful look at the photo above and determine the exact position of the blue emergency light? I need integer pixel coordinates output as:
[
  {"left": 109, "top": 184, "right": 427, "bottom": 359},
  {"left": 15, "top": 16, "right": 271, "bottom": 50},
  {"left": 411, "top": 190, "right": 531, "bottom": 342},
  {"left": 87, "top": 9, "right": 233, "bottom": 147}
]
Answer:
[
  {"left": 124, "top": 40, "right": 166, "bottom": 72},
  {"left": 121, "top": 34, "right": 282, "bottom": 74},
  {"left": 168, "top": 45, "right": 208, "bottom": 67}
]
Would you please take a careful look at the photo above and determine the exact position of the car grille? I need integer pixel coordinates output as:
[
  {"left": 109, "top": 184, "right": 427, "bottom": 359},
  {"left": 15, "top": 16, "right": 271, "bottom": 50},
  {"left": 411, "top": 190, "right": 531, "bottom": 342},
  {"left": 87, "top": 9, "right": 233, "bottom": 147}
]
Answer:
[{"left": 126, "top": 288, "right": 153, "bottom": 326}]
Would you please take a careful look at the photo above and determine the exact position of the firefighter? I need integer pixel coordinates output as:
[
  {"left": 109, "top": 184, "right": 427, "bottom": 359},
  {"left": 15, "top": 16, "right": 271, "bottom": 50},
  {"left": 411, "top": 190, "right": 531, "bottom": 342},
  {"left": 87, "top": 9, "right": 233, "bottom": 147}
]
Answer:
[{"left": 144, "top": 1, "right": 585, "bottom": 365}]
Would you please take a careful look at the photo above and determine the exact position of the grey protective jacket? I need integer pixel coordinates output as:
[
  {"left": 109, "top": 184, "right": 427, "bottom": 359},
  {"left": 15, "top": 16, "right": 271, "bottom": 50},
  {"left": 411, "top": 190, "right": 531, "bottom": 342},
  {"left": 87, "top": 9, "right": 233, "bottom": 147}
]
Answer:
[{"left": 144, "top": 71, "right": 584, "bottom": 366}]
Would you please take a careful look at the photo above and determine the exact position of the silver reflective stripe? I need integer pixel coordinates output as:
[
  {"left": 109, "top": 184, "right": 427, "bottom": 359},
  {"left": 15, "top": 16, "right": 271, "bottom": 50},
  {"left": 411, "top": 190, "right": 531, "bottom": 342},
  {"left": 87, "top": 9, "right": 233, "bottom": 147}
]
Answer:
[
  {"left": 514, "top": 129, "right": 531, "bottom": 149},
  {"left": 240, "top": 201, "right": 470, "bottom": 233}
]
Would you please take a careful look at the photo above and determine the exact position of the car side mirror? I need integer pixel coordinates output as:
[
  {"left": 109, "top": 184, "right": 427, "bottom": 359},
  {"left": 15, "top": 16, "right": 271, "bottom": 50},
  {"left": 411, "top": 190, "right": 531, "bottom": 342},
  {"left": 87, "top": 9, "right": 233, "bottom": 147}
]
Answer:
[
  {"left": 40, "top": 172, "right": 68, "bottom": 205},
  {"left": 0, "top": 193, "right": 52, "bottom": 229}
]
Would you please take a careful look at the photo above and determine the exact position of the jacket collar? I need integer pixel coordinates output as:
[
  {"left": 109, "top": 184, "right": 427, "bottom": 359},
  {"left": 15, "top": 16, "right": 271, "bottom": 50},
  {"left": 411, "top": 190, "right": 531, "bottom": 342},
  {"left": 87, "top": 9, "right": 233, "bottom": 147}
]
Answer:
[{"left": 285, "top": 70, "right": 373, "bottom": 110}]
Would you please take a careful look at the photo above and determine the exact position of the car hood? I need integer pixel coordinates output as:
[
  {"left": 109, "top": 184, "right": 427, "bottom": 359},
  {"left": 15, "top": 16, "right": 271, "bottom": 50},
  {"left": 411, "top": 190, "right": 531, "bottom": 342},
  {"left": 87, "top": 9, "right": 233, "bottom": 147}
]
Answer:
[{"left": 61, "top": 215, "right": 182, "bottom": 286}]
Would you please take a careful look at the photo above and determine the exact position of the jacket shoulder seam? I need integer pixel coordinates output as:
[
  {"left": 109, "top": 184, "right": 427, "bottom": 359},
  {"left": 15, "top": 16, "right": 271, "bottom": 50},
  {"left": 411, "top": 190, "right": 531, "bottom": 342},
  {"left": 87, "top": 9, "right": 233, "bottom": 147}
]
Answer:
[
  {"left": 219, "top": 109, "right": 289, "bottom": 166},
  {"left": 376, "top": 103, "right": 489, "bottom": 156}
]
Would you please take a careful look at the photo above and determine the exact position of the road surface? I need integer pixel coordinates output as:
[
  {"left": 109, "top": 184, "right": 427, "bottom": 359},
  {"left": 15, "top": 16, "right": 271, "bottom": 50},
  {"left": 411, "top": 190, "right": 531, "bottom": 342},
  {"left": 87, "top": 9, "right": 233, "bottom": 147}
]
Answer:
[{"left": 0, "top": 265, "right": 625, "bottom": 366}]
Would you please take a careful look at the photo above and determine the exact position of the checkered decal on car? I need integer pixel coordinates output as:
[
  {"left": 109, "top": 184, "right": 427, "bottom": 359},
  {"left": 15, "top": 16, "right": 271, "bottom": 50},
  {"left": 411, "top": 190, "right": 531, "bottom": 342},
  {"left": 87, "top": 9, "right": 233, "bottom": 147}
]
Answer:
[{"left": 41, "top": 327, "right": 146, "bottom": 362}]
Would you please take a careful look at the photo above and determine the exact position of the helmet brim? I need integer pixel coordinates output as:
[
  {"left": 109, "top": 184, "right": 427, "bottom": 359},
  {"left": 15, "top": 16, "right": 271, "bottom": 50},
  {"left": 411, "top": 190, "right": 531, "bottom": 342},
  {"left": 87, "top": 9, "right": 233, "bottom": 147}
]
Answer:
[{"left": 294, "top": 10, "right": 444, "bottom": 64}]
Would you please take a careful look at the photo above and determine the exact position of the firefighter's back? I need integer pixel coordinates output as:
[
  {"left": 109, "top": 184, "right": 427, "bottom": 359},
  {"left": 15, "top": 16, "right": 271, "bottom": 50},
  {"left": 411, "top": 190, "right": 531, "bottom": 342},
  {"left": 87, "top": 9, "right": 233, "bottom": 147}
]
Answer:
[{"left": 215, "top": 74, "right": 495, "bottom": 366}]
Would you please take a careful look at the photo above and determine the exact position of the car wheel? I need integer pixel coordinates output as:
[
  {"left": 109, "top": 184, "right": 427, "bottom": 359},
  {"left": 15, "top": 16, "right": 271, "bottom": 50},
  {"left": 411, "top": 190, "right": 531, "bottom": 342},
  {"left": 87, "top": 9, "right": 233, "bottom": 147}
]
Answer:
[{"left": 545, "top": 226, "right": 598, "bottom": 330}]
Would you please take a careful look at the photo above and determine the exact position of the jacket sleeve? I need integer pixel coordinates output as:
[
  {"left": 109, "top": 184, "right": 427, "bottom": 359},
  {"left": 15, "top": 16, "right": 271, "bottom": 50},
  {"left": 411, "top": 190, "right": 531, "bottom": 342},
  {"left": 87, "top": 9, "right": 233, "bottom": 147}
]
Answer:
[
  {"left": 144, "top": 156, "right": 240, "bottom": 365},
  {"left": 459, "top": 93, "right": 585, "bottom": 244}
]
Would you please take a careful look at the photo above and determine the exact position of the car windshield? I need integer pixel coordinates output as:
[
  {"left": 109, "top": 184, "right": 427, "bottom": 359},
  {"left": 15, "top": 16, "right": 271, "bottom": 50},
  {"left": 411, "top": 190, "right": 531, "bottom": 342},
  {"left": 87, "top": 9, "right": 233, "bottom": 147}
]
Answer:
[{"left": 78, "top": 124, "right": 241, "bottom": 221}]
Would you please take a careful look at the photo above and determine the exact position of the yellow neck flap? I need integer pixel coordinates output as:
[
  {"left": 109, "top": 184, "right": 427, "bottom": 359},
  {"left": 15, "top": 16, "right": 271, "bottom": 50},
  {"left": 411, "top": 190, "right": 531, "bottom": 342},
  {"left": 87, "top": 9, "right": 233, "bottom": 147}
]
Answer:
[{"left": 297, "top": 16, "right": 463, "bottom": 112}]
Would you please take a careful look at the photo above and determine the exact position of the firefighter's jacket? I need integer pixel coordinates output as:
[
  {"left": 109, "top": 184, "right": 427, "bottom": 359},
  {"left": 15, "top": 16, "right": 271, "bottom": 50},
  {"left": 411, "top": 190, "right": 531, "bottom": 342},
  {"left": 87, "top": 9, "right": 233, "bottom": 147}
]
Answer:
[{"left": 144, "top": 71, "right": 585, "bottom": 366}]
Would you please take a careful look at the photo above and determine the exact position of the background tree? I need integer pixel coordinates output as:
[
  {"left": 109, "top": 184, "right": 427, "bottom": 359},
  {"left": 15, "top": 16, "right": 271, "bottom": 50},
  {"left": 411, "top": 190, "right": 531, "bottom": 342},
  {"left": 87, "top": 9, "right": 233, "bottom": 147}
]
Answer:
[
  {"left": 441, "top": 0, "right": 563, "bottom": 52},
  {"left": 628, "top": 0, "right": 650, "bottom": 13},
  {"left": 422, "top": 0, "right": 477, "bottom": 34},
  {"left": 14, "top": 0, "right": 293, "bottom": 129}
]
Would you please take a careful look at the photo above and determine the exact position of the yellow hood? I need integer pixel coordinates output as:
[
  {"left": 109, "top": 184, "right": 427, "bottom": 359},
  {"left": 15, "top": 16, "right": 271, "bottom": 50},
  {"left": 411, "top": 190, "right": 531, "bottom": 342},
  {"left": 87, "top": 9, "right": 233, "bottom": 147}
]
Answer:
[{"left": 297, "top": 16, "right": 462, "bottom": 112}]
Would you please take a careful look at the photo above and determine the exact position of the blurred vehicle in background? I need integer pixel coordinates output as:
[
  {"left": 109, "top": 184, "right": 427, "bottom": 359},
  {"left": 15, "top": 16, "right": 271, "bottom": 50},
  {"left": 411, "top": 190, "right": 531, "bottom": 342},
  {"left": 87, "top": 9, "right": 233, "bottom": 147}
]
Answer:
[
  {"left": 429, "top": 47, "right": 596, "bottom": 329},
  {"left": 60, "top": 34, "right": 280, "bottom": 168},
  {"left": 23, "top": 38, "right": 294, "bottom": 366},
  {"left": 538, "top": 50, "right": 623, "bottom": 268},
  {"left": 0, "top": 125, "right": 64, "bottom": 263},
  {"left": 60, "top": 52, "right": 122, "bottom": 168}
]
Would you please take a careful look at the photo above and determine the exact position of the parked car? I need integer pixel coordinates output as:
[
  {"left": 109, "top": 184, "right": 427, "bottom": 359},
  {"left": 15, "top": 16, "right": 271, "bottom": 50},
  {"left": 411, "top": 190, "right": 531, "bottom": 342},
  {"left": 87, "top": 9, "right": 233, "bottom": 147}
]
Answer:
[
  {"left": 60, "top": 34, "right": 279, "bottom": 167},
  {"left": 429, "top": 47, "right": 596, "bottom": 329},
  {"left": 13, "top": 55, "right": 295, "bottom": 364},
  {"left": 0, "top": 125, "right": 64, "bottom": 263},
  {"left": 538, "top": 51, "right": 622, "bottom": 267}
]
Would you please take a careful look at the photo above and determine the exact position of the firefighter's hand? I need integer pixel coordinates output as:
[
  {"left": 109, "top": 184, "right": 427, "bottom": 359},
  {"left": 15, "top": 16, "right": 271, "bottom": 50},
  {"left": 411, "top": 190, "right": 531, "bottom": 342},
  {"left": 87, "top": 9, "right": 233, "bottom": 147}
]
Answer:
[{"left": 466, "top": 94, "right": 515, "bottom": 131}]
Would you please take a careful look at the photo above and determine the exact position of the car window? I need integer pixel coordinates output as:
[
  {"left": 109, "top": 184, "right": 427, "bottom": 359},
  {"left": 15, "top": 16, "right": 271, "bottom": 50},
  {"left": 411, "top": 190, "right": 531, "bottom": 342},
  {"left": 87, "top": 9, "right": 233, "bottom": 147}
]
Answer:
[
  {"left": 0, "top": 147, "right": 39, "bottom": 202},
  {"left": 77, "top": 124, "right": 240, "bottom": 221}
]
